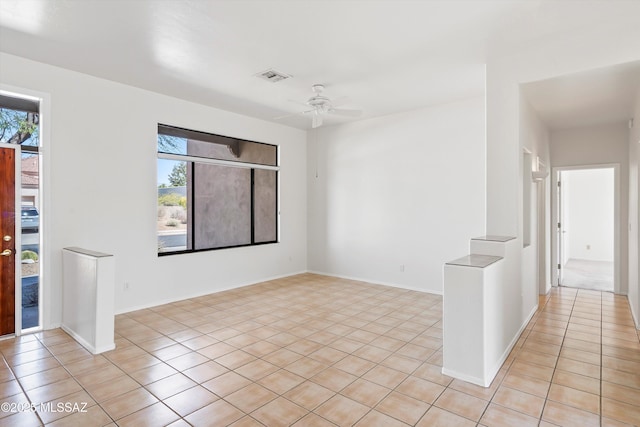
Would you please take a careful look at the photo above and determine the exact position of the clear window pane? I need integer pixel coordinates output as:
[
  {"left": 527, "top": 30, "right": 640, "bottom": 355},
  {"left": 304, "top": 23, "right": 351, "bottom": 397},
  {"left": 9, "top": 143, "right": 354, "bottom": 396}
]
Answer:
[
  {"left": 157, "top": 134, "right": 187, "bottom": 155},
  {"left": 157, "top": 159, "right": 189, "bottom": 252},
  {"left": 0, "top": 108, "right": 39, "bottom": 146},
  {"left": 20, "top": 152, "right": 40, "bottom": 329}
]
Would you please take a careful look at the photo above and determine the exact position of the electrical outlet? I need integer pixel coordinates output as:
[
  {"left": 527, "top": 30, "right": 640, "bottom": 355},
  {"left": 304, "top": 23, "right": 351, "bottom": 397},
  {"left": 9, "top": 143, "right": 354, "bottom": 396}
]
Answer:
[
  {"left": 400, "top": 264, "right": 405, "bottom": 272},
  {"left": 586, "top": 245, "right": 590, "bottom": 250}
]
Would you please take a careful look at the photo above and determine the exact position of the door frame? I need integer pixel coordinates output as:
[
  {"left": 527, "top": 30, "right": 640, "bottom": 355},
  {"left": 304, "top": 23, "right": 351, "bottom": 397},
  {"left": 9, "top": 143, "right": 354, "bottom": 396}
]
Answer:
[
  {"left": 0, "top": 142, "right": 22, "bottom": 337},
  {"left": 551, "top": 163, "right": 619, "bottom": 293},
  {"left": 1, "top": 84, "right": 49, "bottom": 333},
  {"left": 557, "top": 170, "right": 565, "bottom": 286}
]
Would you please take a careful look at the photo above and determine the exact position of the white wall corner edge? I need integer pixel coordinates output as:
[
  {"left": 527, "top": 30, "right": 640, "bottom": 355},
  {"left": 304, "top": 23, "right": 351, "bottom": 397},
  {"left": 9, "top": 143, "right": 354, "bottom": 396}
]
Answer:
[
  {"left": 441, "top": 368, "right": 488, "bottom": 387},
  {"left": 45, "top": 322, "right": 62, "bottom": 331},
  {"left": 629, "top": 297, "right": 640, "bottom": 330},
  {"left": 60, "top": 324, "right": 115, "bottom": 355},
  {"left": 442, "top": 303, "right": 538, "bottom": 389},
  {"left": 486, "top": 303, "right": 539, "bottom": 386}
]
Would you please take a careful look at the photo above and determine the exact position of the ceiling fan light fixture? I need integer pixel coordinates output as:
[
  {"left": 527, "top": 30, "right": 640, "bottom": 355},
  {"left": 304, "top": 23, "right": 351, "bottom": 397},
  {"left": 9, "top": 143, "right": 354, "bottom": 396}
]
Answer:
[{"left": 273, "top": 84, "right": 362, "bottom": 128}]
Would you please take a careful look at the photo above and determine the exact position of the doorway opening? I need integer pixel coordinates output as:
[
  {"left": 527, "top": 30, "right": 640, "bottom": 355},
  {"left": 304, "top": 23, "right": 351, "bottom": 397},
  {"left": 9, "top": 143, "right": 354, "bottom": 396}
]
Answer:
[
  {"left": 556, "top": 167, "right": 615, "bottom": 292},
  {"left": 0, "top": 92, "right": 42, "bottom": 336}
]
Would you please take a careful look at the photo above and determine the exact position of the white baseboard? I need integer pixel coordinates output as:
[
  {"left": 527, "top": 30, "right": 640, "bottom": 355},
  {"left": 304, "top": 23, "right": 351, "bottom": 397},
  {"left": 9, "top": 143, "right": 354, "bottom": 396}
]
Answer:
[
  {"left": 47, "top": 323, "right": 61, "bottom": 330},
  {"left": 487, "top": 303, "right": 538, "bottom": 383},
  {"left": 115, "top": 270, "right": 308, "bottom": 315},
  {"left": 629, "top": 297, "right": 640, "bottom": 330},
  {"left": 442, "top": 368, "right": 488, "bottom": 387},
  {"left": 306, "top": 270, "right": 443, "bottom": 296},
  {"left": 443, "top": 303, "right": 538, "bottom": 388},
  {"left": 60, "top": 324, "right": 115, "bottom": 354},
  {"left": 114, "top": 269, "right": 441, "bottom": 316}
]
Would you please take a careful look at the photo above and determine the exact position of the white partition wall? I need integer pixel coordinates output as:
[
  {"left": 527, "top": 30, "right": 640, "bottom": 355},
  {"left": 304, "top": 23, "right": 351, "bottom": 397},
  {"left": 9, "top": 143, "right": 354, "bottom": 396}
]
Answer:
[
  {"left": 443, "top": 254, "right": 503, "bottom": 386},
  {"left": 62, "top": 247, "right": 115, "bottom": 354},
  {"left": 443, "top": 236, "right": 524, "bottom": 387}
]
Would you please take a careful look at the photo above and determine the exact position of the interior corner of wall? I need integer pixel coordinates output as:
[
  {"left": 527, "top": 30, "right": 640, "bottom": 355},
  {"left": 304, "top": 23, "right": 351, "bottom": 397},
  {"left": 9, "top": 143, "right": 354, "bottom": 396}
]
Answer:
[{"left": 628, "top": 298, "right": 640, "bottom": 330}]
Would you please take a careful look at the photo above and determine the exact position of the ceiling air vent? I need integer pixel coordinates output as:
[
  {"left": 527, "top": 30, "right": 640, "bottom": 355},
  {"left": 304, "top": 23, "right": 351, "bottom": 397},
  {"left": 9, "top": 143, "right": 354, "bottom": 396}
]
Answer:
[{"left": 255, "top": 69, "right": 292, "bottom": 83}]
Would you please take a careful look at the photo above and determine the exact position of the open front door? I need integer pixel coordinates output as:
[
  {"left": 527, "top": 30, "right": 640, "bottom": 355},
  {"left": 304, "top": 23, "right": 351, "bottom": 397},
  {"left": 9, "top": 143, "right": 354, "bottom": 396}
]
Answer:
[{"left": 0, "top": 144, "right": 20, "bottom": 336}]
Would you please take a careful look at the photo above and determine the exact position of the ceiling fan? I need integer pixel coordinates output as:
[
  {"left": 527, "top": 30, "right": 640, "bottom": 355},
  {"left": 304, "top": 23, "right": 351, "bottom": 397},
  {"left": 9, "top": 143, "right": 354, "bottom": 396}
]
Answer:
[{"left": 276, "top": 84, "right": 362, "bottom": 128}]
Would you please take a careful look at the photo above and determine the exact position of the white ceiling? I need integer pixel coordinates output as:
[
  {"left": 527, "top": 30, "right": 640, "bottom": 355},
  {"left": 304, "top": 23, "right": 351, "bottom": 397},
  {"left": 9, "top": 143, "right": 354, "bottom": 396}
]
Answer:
[
  {"left": 1, "top": 0, "right": 639, "bottom": 129},
  {"left": 522, "top": 61, "right": 640, "bottom": 131}
]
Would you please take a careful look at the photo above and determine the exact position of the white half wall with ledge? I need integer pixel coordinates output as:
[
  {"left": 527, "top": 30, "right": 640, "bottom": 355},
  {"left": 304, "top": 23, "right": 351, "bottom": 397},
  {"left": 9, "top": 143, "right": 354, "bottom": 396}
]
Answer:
[
  {"left": 61, "top": 247, "right": 115, "bottom": 354},
  {"left": 443, "top": 235, "right": 520, "bottom": 387}
]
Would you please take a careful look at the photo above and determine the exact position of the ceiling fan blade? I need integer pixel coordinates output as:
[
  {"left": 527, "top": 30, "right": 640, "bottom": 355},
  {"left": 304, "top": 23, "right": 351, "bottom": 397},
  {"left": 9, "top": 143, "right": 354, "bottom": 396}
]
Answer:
[
  {"left": 273, "top": 112, "right": 297, "bottom": 120},
  {"left": 287, "top": 99, "right": 311, "bottom": 108},
  {"left": 331, "top": 96, "right": 350, "bottom": 107},
  {"left": 274, "top": 109, "right": 316, "bottom": 120},
  {"left": 329, "top": 108, "right": 362, "bottom": 117}
]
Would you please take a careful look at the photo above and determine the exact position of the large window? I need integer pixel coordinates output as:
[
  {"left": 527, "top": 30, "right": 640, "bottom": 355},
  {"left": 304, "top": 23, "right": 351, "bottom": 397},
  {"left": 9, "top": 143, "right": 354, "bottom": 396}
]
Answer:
[{"left": 157, "top": 124, "right": 278, "bottom": 254}]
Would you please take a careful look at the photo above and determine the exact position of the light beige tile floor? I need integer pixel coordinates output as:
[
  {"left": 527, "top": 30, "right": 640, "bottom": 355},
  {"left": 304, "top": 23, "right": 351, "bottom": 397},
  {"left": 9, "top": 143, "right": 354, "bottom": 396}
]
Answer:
[{"left": 1, "top": 274, "right": 639, "bottom": 426}]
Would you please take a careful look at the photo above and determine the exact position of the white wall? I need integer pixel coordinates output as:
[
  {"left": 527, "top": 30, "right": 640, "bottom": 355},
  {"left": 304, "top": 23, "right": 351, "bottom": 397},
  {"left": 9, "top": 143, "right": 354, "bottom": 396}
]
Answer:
[
  {"left": 0, "top": 53, "right": 308, "bottom": 327},
  {"left": 519, "top": 97, "right": 551, "bottom": 298},
  {"left": 485, "top": 24, "right": 640, "bottom": 344},
  {"left": 307, "top": 97, "right": 485, "bottom": 294},
  {"left": 551, "top": 123, "right": 630, "bottom": 168},
  {"left": 487, "top": 23, "right": 640, "bottom": 237},
  {"left": 550, "top": 123, "right": 629, "bottom": 292},
  {"left": 565, "top": 169, "right": 614, "bottom": 262},
  {"left": 629, "top": 89, "right": 640, "bottom": 327}
]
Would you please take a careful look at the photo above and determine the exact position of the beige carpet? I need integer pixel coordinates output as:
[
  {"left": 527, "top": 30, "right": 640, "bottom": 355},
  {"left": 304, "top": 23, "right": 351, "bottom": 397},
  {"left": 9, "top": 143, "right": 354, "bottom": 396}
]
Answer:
[{"left": 561, "top": 258, "right": 614, "bottom": 292}]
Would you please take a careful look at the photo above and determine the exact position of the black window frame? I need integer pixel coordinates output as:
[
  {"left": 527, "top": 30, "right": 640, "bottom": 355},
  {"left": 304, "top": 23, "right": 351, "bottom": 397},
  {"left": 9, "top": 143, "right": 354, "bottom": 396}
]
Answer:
[{"left": 157, "top": 124, "right": 279, "bottom": 256}]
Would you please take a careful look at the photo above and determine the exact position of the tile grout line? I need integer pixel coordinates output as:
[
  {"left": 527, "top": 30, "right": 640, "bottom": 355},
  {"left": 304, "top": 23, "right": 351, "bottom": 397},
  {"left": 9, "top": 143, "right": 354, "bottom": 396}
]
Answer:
[
  {"left": 278, "top": 295, "right": 440, "bottom": 427},
  {"left": 525, "top": 291, "right": 558, "bottom": 425},
  {"left": 0, "top": 348, "right": 46, "bottom": 426},
  {"left": 538, "top": 288, "right": 577, "bottom": 425},
  {"left": 4, "top": 277, "right": 638, "bottom": 426},
  {"left": 34, "top": 333, "right": 120, "bottom": 426},
  {"left": 599, "top": 291, "right": 603, "bottom": 427},
  {"left": 112, "top": 278, "right": 439, "bottom": 426}
]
